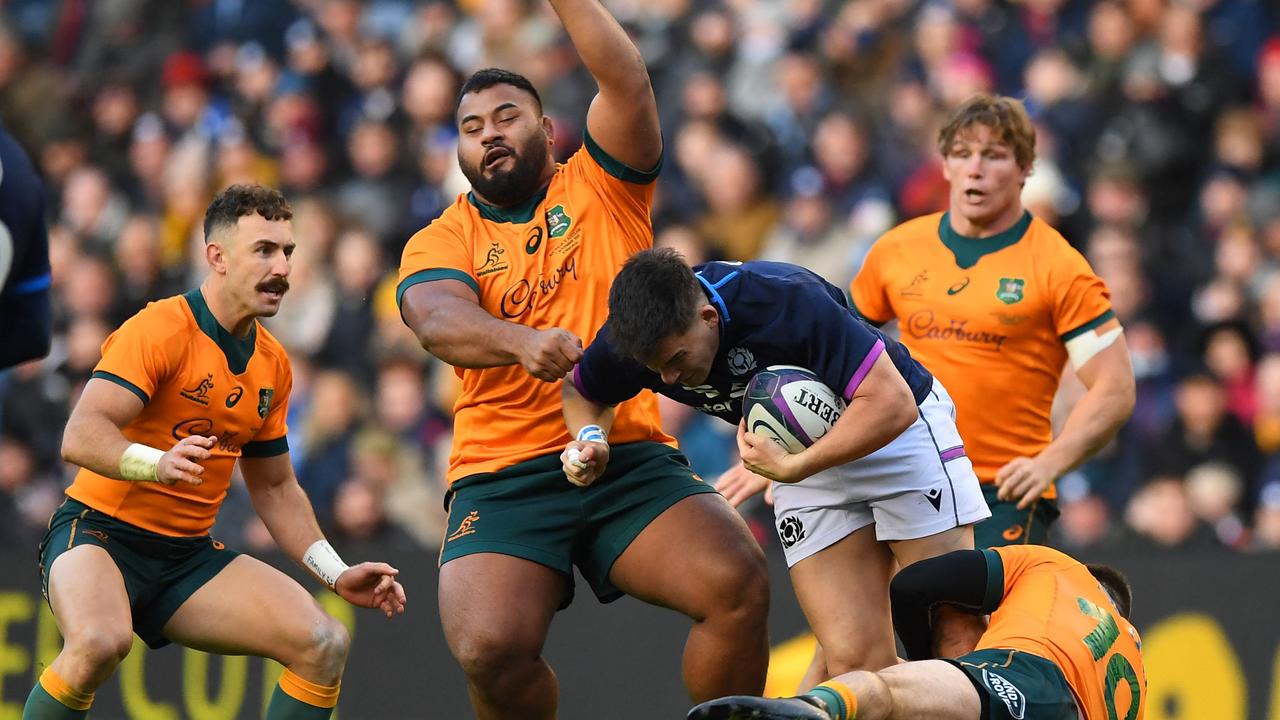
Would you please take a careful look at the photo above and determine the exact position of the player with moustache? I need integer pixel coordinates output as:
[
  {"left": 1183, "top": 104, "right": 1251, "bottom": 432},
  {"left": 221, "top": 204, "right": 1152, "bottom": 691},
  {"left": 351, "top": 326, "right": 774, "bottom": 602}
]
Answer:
[
  {"left": 395, "top": 2, "right": 769, "bottom": 717},
  {"left": 561, "top": 248, "right": 992, "bottom": 679},
  {"left": 24, "top": 186, "right": 405, "bottom": 720}
]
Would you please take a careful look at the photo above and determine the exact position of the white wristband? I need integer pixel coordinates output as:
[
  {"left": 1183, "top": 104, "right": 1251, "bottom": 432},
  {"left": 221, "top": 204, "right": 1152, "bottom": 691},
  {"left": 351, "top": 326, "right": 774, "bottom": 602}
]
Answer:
[
  {"left": 304, "top": 540, "right": 350, "bottom": 589},
  {"left": 120, "top": 443, "right": 165, "bottom": 482},
  {"left": 576, "top": 425, "right": 607, "bottom": 444}
]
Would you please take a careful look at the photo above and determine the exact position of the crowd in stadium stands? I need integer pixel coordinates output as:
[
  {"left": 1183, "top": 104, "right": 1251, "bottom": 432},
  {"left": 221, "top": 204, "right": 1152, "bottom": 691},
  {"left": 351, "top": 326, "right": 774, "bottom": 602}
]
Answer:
[{"left": 0, "top": 0, "right": 1277, "bottom": 555}]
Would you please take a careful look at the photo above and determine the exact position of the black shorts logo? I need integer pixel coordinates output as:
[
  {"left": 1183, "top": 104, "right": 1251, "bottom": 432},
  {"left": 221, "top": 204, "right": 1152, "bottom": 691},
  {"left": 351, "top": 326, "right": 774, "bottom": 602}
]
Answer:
[{"left": 777, "top": 515, "right": 805, "bottom": 549}]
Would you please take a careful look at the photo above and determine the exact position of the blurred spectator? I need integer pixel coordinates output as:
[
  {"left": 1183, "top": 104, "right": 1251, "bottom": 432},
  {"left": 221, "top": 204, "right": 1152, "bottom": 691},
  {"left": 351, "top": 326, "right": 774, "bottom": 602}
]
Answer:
[
  {"left": 0, "top": 1, "right": 1277, "bottom": 553},
  {"left": 1124, "top": 475, "right": 1223, "bottom": 550}
]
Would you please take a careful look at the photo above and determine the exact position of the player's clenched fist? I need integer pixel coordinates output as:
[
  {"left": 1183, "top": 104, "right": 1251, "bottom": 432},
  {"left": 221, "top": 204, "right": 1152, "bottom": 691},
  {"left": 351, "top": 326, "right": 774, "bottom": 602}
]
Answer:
[
  {"left": 519, "top": 328, "right": 583, "bottom": 381},
  {"left": 561, "top": 440, "right": 609, "bottom": 487},
  {"left": 157, "top": 435, "right": 215, "bottom": 486}
]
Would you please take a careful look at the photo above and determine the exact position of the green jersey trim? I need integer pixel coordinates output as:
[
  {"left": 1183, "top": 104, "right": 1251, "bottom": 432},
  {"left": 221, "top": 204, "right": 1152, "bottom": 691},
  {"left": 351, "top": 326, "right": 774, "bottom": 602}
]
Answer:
[
  {"left": 981, "top": 548, "right": 1005, "bottom": 612},
  {"left": 466, "top": 184, "right": 550, "bottom": 224},
  {"left": 939, "top": 211, "right": 1033, "bottom": 270},
  {"left": 91, "top": 371, "right": 150, "bottom": 405},
  {"left": 1061, "top": 308, "right": 1117, "bottom": 342},
  {"left": 241, "top": 436, "right": 289, "bottom": 458},
  {"left": 583, "top": 130, "right": 662, "bottom": 185},
  {"left": 183, "top": 289, "right": 256, "bottom": 375},
  {"left": 396, "top": 268, "right": 481, "bottom": 309}
]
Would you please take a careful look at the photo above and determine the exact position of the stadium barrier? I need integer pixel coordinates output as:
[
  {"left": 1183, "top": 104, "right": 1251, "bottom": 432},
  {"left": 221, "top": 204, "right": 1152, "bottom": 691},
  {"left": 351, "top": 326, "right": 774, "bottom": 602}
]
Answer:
[{"left": 0, "top": 542, "right": 1275, "bottom": 719}]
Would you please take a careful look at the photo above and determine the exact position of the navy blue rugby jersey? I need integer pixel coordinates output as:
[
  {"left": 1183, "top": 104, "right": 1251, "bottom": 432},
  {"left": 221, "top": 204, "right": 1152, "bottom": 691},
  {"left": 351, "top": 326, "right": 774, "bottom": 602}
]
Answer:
[
  {"left": 0, "top": 124, "right": 51, "bottom": 369},
  {"left": 571, "top": 260, "right": 933, "bottom": 422}
]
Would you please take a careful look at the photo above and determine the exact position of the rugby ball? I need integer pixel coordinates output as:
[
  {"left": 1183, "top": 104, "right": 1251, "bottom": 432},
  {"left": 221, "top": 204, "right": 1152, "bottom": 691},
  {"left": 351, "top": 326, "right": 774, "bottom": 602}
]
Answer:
[{"left": 742, "top": 366, "right": 845, "bottom": 454}]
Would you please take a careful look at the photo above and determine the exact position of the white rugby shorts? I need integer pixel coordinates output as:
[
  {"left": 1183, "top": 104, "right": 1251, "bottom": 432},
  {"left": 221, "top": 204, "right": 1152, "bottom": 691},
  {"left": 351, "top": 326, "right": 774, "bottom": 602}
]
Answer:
[{"left": 770, "top": 379, "right": 990, "bottom": 567}]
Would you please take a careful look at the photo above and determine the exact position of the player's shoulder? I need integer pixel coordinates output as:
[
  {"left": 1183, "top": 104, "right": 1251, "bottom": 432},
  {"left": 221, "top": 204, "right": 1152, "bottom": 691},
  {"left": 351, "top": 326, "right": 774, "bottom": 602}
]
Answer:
[
  {"left": 253, "top": 321, "right": 291, "bottom": 370},
  {"left": 992, "top": 544, "right": 1079, "bottom": 573},
  {"left": 125, "top": 294, "right": 195, "bottom": 336},
  {"left": 405, "top": 196, "right": 471, "bottom": 245},
  {"left": 878, "top": 212, "right": 945, "bottom": 248}
]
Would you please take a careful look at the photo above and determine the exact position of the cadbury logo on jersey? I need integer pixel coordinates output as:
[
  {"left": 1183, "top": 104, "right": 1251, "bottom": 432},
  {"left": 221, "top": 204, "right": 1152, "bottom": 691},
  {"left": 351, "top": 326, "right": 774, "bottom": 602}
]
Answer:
[
  {"left": 906, "top": 310, "right": 1008, "bottom": 350},
  {"left": 172, "top": 418, "right": 245, "bottom": 454},
  {"left": 500, "top": 256, "right": 579, "bottom": 319}
]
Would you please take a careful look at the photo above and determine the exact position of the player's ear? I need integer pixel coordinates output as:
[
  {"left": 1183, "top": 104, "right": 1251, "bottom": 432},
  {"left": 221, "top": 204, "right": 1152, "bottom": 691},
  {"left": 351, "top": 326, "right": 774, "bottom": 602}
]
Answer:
[
  {"left": 205, "top": 241, "right": 228, "bottom": 274},
  {"left": 542, "top": 115, "right": 554, "bottom": 145},
  {"left": 699, "top": 304, "right": 718, "bottom": 327}
]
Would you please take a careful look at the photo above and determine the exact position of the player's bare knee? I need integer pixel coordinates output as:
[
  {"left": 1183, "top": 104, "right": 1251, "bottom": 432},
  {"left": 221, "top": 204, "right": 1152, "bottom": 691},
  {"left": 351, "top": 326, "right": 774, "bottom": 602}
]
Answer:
[
  {"left": 705, "top": 546, "right": 769, "bottom": 625},
  {"left": 451, "top": 631, "right": 533, "bottom": 682},
  {"left": 65, "top": 627, "right": 133, "bottom": 672},
  {"left": 308, "top": 617, "right": 351, "bottom": 674}
]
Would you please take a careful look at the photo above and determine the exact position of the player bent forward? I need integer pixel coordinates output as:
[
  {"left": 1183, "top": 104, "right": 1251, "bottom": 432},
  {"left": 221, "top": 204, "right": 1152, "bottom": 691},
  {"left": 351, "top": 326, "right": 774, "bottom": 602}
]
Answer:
[
  {"left": 23, "top": 185, "right": 405, "bottom": 720},
  {"left": 562, "top": 249, "right": 992, "bottom": 676},
  {"left": 689, "top": 545, "right": 1146, "bottom": 720}
]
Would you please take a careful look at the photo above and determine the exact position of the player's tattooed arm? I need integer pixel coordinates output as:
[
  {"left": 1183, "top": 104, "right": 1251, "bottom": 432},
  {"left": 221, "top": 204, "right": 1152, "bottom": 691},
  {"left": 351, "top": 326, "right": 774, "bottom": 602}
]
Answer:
[
  {"left": 548, "top": 0, "right": 661, "bottom": 172},
  {"left": 401, "top": 279, "right": 582, "bottom": 381}
]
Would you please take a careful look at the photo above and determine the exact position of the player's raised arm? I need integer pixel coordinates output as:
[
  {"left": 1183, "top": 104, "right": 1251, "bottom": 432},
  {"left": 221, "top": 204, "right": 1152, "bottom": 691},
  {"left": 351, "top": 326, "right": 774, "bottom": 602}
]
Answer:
[
  {"left": 62, "top": 379, "right": 214, "bottom": 486},
  {"left": 549, "top": 0, "right": 661, "bottom": 172},
  {"left": 239, "top": 453, "right": 406, "bottom": 618},
  {"left": 400, "top": 280, "right": 583, "bottom": 381}
]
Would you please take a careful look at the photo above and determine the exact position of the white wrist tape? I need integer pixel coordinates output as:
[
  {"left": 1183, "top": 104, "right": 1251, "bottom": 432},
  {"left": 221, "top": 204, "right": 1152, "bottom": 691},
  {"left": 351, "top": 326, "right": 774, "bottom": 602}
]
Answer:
[
  {"left": 576, "top": 425, "right": 607, "bottom": 444},
  {"left": 304, "top": 540, "right": 350, "bottom": 589},
  {"left": 120, "top": 443, "right": 165, "bottom": 482}
]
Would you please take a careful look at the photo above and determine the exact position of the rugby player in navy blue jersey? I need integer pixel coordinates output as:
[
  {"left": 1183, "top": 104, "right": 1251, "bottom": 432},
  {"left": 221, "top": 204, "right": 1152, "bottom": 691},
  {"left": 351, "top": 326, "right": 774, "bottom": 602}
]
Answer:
[{"left": 562, "top": 248, "right": 991, "bottom": 679}]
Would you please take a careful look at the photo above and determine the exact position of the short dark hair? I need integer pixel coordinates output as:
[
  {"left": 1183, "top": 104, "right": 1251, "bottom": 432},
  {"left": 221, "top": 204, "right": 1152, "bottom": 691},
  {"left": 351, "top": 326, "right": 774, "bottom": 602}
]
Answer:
[
  {"left": 458, "top": 68, "right": 542, "bottom": 114},
  {"left": 202, "top": 184, "right": 292, "bottom": 243},
  {"left": 1087, "top": 564, "right": 1134, "bottom": 620},
  {"left": 606, "top": 248, "right": 704, "bottom": 361}
]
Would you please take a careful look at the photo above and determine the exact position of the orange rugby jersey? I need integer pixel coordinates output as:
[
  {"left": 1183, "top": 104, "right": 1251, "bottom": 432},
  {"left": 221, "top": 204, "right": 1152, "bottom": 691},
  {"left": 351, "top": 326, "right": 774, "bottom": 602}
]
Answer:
[
  {"left": 977, "top": 545, "right": 1146, "bottom": 720},
  {"left": 851, "top": 211, "right": 1113, "bottom": 490},
  {"left": 68, "top": 289, "right": 292, "bottom": 536},
  {"left": 397, "top": 135, "right": 673, "bottom": 483}
]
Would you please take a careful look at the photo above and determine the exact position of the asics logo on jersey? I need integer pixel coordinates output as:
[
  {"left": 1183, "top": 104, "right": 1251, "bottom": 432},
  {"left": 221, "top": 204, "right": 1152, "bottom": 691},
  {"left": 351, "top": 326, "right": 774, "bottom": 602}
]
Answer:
[
  {"left": 180, "top": 374, "right": 214, "bottom": 406},
  {"left": 225, "top": 386, "right": 243, "bottom": 408},
  {"left": 447, "top": 511, "right": 480, "bottom": 542},
  {"left": 777, "top": 516, "right": 805, "bottom": 548},
  {"left": 947, "top": 277, "right": 970, "bottom": 295},
  {"left": 981, "top": 670, "right": 1026, "bottom": 719}
]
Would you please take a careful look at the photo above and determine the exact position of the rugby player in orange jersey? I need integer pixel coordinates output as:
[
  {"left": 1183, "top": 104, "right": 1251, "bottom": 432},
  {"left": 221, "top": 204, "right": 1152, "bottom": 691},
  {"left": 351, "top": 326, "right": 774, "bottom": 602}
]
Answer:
[
  {"left": 848, "top": 95, "right": 1135, "bottom": 548},
  {"left": 690, "top": 544, "right": 1146, "bottom": 720},
  {"left": 396, "top": 1, "right": 768, "bottom": 717},
  {"left": 24, "top": 186, "right": 405, "bottom": 720}
]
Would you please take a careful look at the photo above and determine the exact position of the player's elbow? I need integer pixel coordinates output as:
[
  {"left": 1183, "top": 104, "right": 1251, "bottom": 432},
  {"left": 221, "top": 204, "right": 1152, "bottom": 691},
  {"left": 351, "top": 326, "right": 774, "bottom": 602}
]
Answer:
[{"left": 890, "top": 388, "right": 919, "bottom": 436}]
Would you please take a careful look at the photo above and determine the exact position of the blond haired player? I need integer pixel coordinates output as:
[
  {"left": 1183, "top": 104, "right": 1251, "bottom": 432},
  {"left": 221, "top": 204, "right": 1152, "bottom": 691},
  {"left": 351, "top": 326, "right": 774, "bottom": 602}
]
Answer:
[
  {"left": 850, "top": 95, "right": 1135, "bottom": 548},
  {"left": 24, "top": 186, "right": 405, "bottom": 720},
  {"left": 396, "top": 1, "right": 768, "bottom": 717}
]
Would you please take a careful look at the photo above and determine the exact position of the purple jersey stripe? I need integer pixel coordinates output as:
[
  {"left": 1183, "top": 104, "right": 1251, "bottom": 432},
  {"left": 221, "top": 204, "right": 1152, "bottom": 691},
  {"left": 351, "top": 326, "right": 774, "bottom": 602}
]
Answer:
[
  {"left": 572, "top": 364, "right": 601, "bottom": 405},
  {"left": 843, "top": 339, "right": 886, "bottom": 401},
  {"left": 939, "top": 445, "right": 966, "bottom": 462}
]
